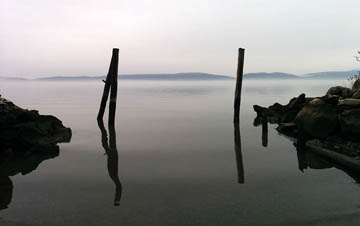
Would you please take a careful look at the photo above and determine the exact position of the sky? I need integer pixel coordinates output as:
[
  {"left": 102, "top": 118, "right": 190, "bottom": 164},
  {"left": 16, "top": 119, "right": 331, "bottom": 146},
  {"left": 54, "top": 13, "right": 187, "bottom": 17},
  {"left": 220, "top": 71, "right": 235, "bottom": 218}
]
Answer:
[{"left": 1, "top": 0, "right": 360, "bottom": 78}]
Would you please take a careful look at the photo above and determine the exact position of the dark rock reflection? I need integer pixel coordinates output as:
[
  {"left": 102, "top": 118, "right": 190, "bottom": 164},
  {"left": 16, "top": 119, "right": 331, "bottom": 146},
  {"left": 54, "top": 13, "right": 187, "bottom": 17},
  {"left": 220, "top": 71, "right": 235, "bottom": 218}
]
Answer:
[
  {"left": 97, "top": 119, "right": 122, "bottom": 206},
  {"left": 296, "top": 145, "right": 360, "bottom": 183},
  {"left": 253, "top": 115, "right": 360, "bottom": 184},
  {"left": 0, "top": 150, "right": 59, "bottom": 210}
]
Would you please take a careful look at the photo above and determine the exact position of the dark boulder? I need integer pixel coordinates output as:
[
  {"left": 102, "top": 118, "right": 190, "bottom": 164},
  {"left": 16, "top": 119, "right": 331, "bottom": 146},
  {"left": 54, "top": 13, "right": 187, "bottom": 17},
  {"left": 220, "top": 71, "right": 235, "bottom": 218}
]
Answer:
[
  {"left": 295, "top": 103, "right": 337, "bottom": 138},
  {"left": 286, "top": 93, "right": 306, "bottom": 111},
  {"left": 253, "top": 105, "right": 267, "bottom": 116},
  {"left": 321, "top": 94, "right": 339, "bottom": 105},
  {"left": 280, "top": 110, "right": 299, "bottom": 123},
  {"left": 326, "top": 86, "right": 353, "bottom": 98},
  {"left": 0, "top": 97, "right": 71, "bottom": 155},
  {"left": 338, "top": 109, "right": 360, "bottom": 137},
  {"left": 253, "top": 94, "right": 308, "bottom": 124}
]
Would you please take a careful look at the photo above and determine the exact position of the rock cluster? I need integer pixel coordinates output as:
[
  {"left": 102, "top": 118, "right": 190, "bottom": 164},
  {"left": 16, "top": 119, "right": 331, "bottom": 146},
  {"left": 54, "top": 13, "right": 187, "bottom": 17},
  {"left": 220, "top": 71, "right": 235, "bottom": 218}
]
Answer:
[
  {"left": 254, "top": 86, "right": 360, "bottom": 140},
  {"left": 253, "top": 86, "right": 360, "bottom": 171}
]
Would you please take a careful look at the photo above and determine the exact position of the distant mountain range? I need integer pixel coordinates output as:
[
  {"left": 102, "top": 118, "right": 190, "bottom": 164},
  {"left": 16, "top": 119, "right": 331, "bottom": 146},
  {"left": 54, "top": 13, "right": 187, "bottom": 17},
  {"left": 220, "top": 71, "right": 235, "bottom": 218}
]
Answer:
[
  {"left": 244, "top": 70, "right": 360, "bottom": 79},
  {"left": 243, "top": 72, "right": 298, "bottom": 79},
  {"left": 1, "top": 70, "right": 359, "bottom": 81},
  {"left": 34, "top": 73, "right": 233, "bottom": 81}
]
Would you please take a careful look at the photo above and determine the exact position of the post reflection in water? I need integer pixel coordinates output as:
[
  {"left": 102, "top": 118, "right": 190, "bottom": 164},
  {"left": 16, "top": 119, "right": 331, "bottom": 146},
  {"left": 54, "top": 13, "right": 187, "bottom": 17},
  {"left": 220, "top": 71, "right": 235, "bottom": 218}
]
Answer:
[
  {"left": 262, "top": 115, "right": 268, "bottom": 147},
  {"left": 234, "top": 122, "right": 245, "bottom": 184},
  {"left": 97, "top": 119, "right": 122, "bottom": 206}
]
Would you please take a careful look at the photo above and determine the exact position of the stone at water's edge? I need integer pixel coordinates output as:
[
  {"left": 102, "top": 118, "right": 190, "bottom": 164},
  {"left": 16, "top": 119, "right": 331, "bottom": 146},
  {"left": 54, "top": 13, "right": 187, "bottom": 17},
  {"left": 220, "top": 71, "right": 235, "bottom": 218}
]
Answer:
[
  {"left": 253, "top": 93, "right": 307, "bottom": 125},
  {"left": 0, "top": 96, "right": 71, "bottom": 155},
  {"left": 295, "top": 103, "right": 337, "bottom": 139}
]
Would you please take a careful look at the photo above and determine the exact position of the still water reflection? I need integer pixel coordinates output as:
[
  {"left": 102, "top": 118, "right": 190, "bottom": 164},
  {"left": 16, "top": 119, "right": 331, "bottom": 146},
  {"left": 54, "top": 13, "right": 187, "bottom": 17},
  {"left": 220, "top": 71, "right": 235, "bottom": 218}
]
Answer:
[
  {"left": 255, "top": 115, "right": 360, "bottom": 184},
  {"left": 233, "top": 123, "right": 244, "bottom": 184},
  {"left": 0, "top": 80, "right": 359, "bottom": 226},
  {"left": 0, "top": 151, "right": 59, "bottom": 210},
  {"left": 97, "top": 119, "right": 122, "bottom": 206}
]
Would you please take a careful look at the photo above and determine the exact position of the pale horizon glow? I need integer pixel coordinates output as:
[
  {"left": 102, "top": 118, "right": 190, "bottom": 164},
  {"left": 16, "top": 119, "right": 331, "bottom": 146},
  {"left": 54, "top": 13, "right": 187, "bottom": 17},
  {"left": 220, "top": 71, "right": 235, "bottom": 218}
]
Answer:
[{"left": 1, "top": 0, "right": 360, "bottom": 78}]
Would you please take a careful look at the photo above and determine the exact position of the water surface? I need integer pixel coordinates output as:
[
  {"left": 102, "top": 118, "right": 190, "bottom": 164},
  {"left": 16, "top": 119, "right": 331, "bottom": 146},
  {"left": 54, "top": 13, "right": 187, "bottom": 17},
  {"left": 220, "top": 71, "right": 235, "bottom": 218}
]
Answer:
[{"left": 0, "top": 79, "right": 359, "bottom": 226}]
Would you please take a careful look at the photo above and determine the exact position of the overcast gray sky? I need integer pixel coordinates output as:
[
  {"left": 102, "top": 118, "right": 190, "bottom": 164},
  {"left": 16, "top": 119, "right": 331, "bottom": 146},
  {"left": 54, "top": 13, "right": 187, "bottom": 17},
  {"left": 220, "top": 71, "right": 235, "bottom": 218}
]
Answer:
[{"left": 1, "top": 0, "right": 359, "bottom": 78}]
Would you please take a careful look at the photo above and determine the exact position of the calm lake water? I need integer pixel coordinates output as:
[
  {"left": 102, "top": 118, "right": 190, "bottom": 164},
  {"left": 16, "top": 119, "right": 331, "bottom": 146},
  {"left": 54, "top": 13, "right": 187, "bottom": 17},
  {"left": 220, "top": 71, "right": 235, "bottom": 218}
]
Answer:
[{"left": 0, "top": 79, "right": 359, "bottom": 226}]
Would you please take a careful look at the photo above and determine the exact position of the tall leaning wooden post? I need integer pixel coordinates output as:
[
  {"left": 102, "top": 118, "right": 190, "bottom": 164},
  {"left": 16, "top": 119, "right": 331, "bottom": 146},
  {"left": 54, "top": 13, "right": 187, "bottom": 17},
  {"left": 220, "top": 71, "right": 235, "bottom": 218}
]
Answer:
[
  {"left": 108, "top": 48, "right": 119, "bottom": 126},
  {"left": 97, "top": 49, "right": 119, "bottom": 120},
  {"left": 233, "top": 48, "right": 245, "bottom": 123},
  {"left": 97, "top": 48, "right": 119, "bottom": 123}
]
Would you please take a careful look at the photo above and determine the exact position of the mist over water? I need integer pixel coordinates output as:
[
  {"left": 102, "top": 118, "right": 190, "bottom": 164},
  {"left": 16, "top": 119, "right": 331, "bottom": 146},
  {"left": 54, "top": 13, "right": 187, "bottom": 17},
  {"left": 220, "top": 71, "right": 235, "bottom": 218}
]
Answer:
[{"left": 0, "top": 79, "right": 359, "bottom": 226}]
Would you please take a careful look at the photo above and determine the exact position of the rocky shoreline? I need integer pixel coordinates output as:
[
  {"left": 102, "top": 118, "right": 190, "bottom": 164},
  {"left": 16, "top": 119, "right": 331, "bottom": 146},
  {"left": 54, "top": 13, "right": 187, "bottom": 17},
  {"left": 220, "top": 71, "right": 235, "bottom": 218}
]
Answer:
[
  {"left": 0, "top": 96, "right": 71, "bottom": 158},
  {"left": 253, "top": 85, "right": 360, "bottom": 172},
  {"left": 0, "top": 95, "right": 72, "bottom": 209}
]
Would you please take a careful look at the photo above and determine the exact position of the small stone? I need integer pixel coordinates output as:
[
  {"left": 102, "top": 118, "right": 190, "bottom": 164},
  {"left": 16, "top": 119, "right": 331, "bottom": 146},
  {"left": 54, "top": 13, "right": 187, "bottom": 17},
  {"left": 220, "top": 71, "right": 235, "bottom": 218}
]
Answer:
[{"left": 309, "top": 98, "right": 324, "bottom": 105}]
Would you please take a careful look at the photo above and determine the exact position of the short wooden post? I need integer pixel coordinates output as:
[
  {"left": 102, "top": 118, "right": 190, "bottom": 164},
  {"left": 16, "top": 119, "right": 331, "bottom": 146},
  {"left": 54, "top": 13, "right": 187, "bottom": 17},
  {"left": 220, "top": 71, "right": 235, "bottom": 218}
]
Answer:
[
  {"left": 108, "top": 49, "right": 119, "bottom": 126},
  {"left": 233, "top": 48, "right": 245, "bottom": 123},
  {"left": 296, "top": 148, "right": 306, "bottom": 172}
]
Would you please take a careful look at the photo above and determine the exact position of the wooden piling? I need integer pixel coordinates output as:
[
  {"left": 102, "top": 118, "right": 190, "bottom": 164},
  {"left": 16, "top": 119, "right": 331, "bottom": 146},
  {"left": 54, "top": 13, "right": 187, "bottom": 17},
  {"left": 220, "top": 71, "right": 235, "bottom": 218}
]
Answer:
[
  {"left": 97, "top": 48, "right": 119, "bottom": 121},
  {"left": 233, "top": 48, "right": 245, "bottom": 123},
  {"left": 108, "top": 49, "right": 119, "bottom": 126}
]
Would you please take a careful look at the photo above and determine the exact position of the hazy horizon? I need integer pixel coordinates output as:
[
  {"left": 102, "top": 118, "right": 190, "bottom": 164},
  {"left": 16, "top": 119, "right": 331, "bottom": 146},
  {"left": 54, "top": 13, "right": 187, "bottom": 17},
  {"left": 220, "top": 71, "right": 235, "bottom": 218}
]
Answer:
[
  {"left": 1, "top": 0, "right": 360, "bottom": 78},
  {"left": 2, "top": 69, "right": 360, "bottom": 80}
]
